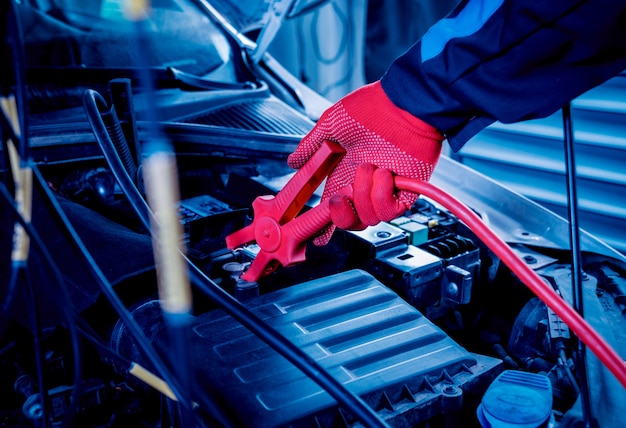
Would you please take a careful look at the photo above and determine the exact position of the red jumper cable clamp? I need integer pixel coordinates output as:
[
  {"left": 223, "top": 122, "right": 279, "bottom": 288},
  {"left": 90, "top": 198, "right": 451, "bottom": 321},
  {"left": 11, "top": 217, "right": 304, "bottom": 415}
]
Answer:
[{"left": 225, "top": 141, "right": 345, "bottom": 282}]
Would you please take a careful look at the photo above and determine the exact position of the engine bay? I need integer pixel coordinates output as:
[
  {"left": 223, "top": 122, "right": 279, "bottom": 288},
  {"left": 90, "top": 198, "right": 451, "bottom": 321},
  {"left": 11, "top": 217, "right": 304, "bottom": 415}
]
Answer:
[
  {"left": 2, "top": 1, "right": 626, "bottom": 425},
  {"left": 2, "top": 147, "right": 626, "bottom": 427}
]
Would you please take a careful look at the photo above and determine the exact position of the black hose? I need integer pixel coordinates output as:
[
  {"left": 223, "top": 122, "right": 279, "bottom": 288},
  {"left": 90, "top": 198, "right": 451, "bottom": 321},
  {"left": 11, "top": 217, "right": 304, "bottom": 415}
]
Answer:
[
  {"left": 22, "top": 266, "right": 50, "bottom": 428},
  {"left": 99, "top": 103, "right": 139, "bottom": 184},
  {"left": 0, "top": 184, "right": 84, "bottom": 427},
  {"left": 0, "top": 261, "right": 19, "bottom": 340},
  {"left": 83, "top": 90, "right": 151, "bottom": 222}
]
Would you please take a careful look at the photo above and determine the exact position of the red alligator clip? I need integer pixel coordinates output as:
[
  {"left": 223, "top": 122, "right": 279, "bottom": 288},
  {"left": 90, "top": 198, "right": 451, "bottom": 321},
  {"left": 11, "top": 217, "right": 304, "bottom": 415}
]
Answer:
[{"left": 225, "top": 141, "right": 346, "bottom": 281}]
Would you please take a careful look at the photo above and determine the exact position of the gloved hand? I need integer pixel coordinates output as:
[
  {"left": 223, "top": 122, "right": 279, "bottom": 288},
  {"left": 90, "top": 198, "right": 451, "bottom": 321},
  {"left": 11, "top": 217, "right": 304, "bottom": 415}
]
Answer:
[{"left": 287, "top": 81, "right": 444, "bottom": 245}]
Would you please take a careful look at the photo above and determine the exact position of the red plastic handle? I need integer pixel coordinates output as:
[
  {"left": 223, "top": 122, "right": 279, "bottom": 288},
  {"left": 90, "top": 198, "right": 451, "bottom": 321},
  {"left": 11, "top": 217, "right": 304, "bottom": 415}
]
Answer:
[{"left": 226, "top": 141, "right": 346, "bottom": 280}]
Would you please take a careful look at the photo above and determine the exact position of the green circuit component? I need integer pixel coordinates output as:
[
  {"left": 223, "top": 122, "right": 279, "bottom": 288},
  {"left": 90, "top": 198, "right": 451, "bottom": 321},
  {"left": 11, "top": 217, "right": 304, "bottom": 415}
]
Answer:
[{"left": 398, "top": 221, "right": 429, "bottom": 246}]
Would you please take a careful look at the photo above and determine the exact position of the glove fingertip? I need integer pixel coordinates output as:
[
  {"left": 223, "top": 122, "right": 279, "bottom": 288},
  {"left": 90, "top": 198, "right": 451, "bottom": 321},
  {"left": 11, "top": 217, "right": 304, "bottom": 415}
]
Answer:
[
  {"left": 286, "top": 153, "right": 303, "bottom": 169},
  {"left": 329, "top": 194, "right": 363, "bottom": 230},
  {"left": 288, "top": 125, "right": 327, "bottom": 169},
  {"left": 287, "top": 144, "right": 312, "bottom": 169}
]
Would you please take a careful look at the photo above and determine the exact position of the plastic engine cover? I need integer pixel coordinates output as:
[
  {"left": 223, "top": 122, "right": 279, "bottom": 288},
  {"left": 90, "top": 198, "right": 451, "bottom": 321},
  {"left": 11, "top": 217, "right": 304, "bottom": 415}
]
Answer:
[{"left": 189, "top": 269, "right": 501, "bottom": 426}]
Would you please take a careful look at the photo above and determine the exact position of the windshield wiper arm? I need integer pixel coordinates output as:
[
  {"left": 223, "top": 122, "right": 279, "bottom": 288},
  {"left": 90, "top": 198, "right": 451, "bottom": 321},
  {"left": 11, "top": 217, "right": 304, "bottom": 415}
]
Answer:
[
  {"left": 26, "top": 66, "right": 256, "bottom": 91},
  {"left": 167, "top": 67, "right": 256, "bottom": 91}
]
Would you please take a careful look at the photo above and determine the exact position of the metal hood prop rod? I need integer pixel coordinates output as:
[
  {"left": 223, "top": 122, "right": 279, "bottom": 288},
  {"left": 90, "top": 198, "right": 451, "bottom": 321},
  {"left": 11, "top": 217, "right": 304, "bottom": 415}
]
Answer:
[{"left": 562, "top": 103, "right": 592, "bottom": 427}]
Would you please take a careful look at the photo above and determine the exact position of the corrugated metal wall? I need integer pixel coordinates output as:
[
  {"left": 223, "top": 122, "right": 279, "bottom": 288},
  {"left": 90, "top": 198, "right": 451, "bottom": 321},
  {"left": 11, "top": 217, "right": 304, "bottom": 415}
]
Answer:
[{"left": 455, "top": 73, "right": 626, "bottom": 254}]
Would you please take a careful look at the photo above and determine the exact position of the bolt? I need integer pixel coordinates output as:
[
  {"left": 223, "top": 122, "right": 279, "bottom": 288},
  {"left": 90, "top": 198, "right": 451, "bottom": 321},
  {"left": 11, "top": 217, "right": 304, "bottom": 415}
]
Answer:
[
  {"left": 443, "top": 385, "right": 460, "bottom": 396},
  {"left": 447, "top": 282, "right": 458, "bottom": 296},
  {"left": 375, "top": 231, "right": 391, "bottom": 239},
  {"left": 523, "top": 255, "right": 537, "bottom": 264}
]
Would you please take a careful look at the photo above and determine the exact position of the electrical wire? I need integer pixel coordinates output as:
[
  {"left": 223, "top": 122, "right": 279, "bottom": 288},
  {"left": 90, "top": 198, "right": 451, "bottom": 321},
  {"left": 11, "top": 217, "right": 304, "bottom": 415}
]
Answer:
[
  {"left": 0, "top": 184, "right": 82, "bottom": 427},
  {"left": 3, "top": 2, "right": 84, "bottom": 422},
  {"left": 0, "top": 182, "right": 185, "bottom": 422},
  {"left": 394, "top": 176, "right": 626, "bottom": 390},
  {"left": 0, "top": 261, "right": 19, "bottom": 340}
]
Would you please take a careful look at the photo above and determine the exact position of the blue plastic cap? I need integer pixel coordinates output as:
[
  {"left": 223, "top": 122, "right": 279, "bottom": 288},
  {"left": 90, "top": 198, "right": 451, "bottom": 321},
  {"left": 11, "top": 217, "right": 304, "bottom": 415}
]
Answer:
[{"left": 477, "top": 371, "right": 553, "bottom": 428}]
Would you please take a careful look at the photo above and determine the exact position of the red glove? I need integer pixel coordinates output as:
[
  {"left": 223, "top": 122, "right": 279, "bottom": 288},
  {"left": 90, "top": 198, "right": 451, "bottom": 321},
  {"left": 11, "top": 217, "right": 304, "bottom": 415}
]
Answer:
[{"left": 288, "top": 81, "right": 444, "bottom": 245}]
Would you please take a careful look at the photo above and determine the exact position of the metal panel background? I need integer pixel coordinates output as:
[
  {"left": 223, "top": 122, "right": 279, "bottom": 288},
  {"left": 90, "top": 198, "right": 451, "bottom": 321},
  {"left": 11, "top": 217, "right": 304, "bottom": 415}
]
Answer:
[{"left": 455, "top": 74, "right": 626, "bottom": 254}]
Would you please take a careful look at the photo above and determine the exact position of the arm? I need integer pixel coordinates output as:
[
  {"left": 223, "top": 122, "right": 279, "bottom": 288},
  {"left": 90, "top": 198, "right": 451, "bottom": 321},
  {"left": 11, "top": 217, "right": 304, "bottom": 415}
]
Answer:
[
  {"left": 289, "top": 0, "right": 626, "bottom": 243},
  {"left": 382, "top": 0, "right": 626, "bottom": 151}
]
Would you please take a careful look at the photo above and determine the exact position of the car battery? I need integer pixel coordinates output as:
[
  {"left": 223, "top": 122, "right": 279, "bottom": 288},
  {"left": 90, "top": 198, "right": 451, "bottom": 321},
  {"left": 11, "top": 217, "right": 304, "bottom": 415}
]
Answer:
[
  {"left": 375, "top": 244, "right": 444, "bottom": 311},
  {"left": 347, "top": 221, "right": 407, "bottom": 259},
  {"left": 421, "top": 234, "right": 480, "bottom": 305},
  {"left": 348, "top": 223, "right": 444, "bottom": 311}
]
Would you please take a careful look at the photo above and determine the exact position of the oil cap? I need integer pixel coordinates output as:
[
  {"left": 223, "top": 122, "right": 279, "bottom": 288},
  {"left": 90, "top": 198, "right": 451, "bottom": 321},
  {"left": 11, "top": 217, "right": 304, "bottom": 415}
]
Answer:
[{"left": 477, "top": 370, "right": 553, "bottom": 427}]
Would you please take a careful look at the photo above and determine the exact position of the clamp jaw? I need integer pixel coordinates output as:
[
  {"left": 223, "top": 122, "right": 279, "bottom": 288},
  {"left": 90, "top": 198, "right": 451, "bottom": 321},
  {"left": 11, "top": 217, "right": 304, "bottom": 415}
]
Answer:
[{"left": 226, "top": 141, "right": 345, "bottom": 281}]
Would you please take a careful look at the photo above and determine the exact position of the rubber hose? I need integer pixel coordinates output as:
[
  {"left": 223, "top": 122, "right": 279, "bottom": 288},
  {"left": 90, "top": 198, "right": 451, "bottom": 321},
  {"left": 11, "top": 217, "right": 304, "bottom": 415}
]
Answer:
[{"left": 99, "top": 105, "right": 139, "bottom": 184}]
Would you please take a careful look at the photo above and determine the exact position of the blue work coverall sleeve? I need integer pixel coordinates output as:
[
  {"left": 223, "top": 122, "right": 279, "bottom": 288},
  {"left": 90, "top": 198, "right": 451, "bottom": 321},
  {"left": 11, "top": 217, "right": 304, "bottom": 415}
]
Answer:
[{"left": 380, "top": 0, "right": 626, "bottom": 152}]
